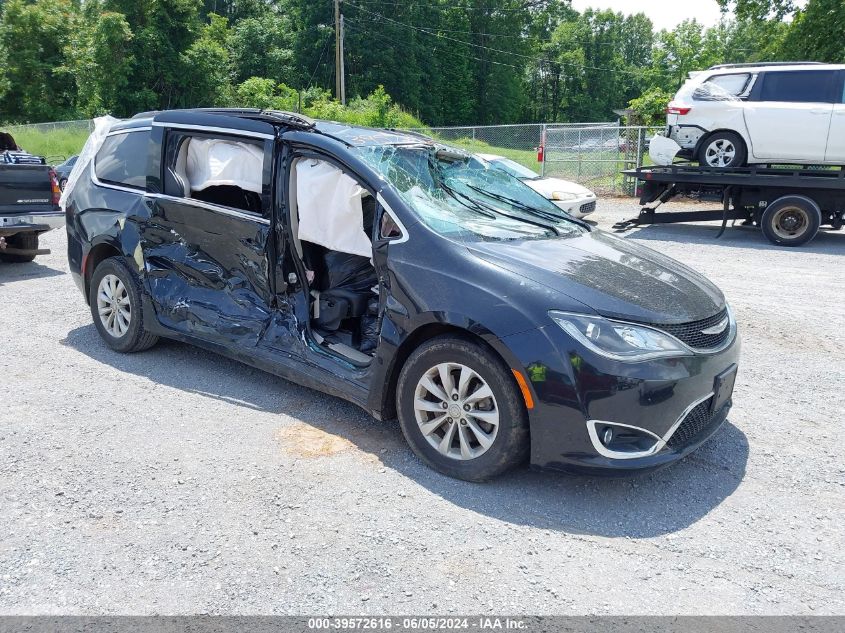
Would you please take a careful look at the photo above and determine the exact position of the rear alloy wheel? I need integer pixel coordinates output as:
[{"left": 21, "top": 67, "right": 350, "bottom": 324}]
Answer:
[
  {"left": 761, "top": 195, "right": 821, "bottom": 247},
  {"left": 699, "top": 132, "right": 746, "bottom": 169},
  {"left": 397, "top": 336, "right": 529, "bottom": 481},
  {"left": 89, "top": 257, "right": 159, "bottom": 353},
  {"left": 97, "top": 274, "right": 132, "bottom": 339}
]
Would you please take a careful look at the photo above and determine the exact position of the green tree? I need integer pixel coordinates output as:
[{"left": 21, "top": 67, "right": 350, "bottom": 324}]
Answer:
[
  {"left": 781, "top": 0, "right": 845, "bottom": 62},
  {"left": 233, "top": 77, "right": 298, "bottom": 111},
  {"left": 178, "top": 13, "right": 232, "bottom": 108},
  {"left": 228, "top": 11, "right": 295, "bottom": 84},
  {"left": 102, "top": 0, "right": 204, "bottom": 113},
  {"left": 0, "top": 0, "right": 78, "bottom": 122},
  {"left": 66, "top": 7, "right": 134, "bottom": 116}
]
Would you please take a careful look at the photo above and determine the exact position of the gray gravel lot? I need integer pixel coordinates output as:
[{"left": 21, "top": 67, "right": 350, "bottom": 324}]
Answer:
[{"left": 1, "top": 198, "right": 843, "bottom": 615}]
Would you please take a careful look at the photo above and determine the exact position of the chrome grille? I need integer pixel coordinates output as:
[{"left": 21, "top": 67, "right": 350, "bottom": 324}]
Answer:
[{"left": 652, "top": 308, "right": 730, "bottom": 350}]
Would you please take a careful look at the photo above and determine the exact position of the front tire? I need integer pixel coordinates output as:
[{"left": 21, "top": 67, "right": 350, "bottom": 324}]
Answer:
[
  {"left": 89, "top": 257, "right": 159, "bottom": 353},
  {"left": 397, "top": 336, "right": 529, "bottom": 481},
  {"left": 698, "top": 131, "right": 747, "bottom": 168}
]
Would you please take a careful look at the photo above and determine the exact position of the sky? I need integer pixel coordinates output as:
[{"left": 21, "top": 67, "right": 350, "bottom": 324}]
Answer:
[{"left": 570, "top": 0, "right": 726, "bottom": 31}]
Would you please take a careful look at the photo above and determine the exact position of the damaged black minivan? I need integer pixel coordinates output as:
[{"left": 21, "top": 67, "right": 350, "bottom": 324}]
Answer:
[{"left": 65, "top": 109, "right": 739, "bottom": 481}]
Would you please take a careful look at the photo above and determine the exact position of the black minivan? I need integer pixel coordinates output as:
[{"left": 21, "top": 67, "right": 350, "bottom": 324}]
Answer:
[{"left": 65, "top": 109, "right": 739, "bottom": 481}]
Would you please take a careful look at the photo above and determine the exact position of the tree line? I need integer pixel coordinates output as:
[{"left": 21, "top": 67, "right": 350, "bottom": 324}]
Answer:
[{"left": 0, "top": 0, "right": 842, "bottom": 127}]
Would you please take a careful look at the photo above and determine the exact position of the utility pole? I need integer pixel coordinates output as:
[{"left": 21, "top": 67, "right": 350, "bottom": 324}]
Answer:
[{"left": 334, "top": 0, "right": 346, "bottom": 105}]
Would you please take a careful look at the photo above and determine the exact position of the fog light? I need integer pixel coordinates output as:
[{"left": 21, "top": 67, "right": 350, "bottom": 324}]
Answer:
[{"left": 601, "top": 427, "right": 613, "bottom": 446}]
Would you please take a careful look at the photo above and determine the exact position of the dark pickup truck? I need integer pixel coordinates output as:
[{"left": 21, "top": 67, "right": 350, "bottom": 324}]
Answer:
[{"left": 0, "top": 132, "right": 63, "bottom": 262}]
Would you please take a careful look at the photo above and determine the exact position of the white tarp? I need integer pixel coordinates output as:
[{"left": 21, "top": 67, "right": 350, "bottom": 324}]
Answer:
[
  {"left": 186, "top": 138, "right": 263, "bottom": 194},
  {"left": 295, "top": 159, "right": 371, "bottom": 258},
  {"left": 60, "top": 115, "right": 119, "bottom": 212}
]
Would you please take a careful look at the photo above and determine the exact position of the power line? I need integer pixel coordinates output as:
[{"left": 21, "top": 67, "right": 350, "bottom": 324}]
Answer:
[
  {"left": 344, "top": 18, "right": 524, "bottom": 69},
  {"left": 347, "top": 2, "right": 643, "bottom": 76},
  {"left": 307, "top": 30, "right": 334, "bottom": 90},
  {"left": 344, "top": 0, "right": 549, "bottom": 13}
]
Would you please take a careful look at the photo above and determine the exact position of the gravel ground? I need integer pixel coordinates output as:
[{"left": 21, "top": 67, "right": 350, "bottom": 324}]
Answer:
[{"left": 1, "top": 199, "right": 843, "bottom": 615}]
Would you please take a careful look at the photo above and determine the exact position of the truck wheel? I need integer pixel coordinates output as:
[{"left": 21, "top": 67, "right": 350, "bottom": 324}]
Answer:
[
  {"left": 0, "top": 233, "right": 38, "bottom": 263},
  {"left": 761, "top": 195, "right": 821, "bottom": 247},
  {"left": 89, "top": 257, "right": 159, "bottom": 353},
  {"left": 698, "top": 132, "right": 747, "bottom": 168},
  {"left": 396, "top": 336, "right": 529, "bottom": 481}
]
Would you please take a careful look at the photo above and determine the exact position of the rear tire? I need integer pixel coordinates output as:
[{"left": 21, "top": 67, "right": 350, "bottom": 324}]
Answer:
[
  {"left": 761, "top": 195, "right": 821, "bottom": 247},
  {"left": 0, "top": 233, "right": 38, "bottom": 263},
  {"left": 698, "top": 131, "right": 747, "bottom": 169},
  {"left": 89, "top": 257, "right": 159, "bottom": 353},
  {"left": 397, "top": 336, "right": 529, "bottom": 481}
]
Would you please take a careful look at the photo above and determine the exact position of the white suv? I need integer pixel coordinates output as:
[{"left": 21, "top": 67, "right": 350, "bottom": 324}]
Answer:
[{"left": 667, "top": 62, "right": 845, "bottom": 168}]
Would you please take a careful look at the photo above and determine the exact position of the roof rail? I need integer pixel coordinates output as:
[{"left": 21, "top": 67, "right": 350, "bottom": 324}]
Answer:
[
  {"left": 183, "top": 108, "right": 316, "bottom": 130},
  {"left": 708, "top": 61, "right": 824, "bottom": 70},
  {"left": 261, "top": 110, "right": 316, "bottom": 129}
]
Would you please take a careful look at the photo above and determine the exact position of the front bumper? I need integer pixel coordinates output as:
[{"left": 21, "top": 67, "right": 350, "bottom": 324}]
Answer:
[
  {"left": 552, "top": 195, "right": 597, "bottom": 218},
  {"left": 502, "top": 323, "right": 740, "bottom": 475}
]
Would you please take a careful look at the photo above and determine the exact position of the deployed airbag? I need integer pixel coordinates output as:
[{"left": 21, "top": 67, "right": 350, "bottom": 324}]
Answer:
[
  {"left": 295, "top": 159, "right": 372, "bottom": 258},
  {"left": 186, "top": 138, "right": 263, "bottom": 194}
]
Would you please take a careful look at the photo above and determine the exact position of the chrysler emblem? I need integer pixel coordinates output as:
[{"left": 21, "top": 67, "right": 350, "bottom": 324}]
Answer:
[{"left": 701, "top": 317, "right": 729, "bottom": 336}]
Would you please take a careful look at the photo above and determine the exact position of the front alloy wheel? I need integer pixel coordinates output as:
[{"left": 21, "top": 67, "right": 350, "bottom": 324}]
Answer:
[
  {"left": 413, "top": 362, "right": 500, "bottom": 460},
  {"left": 397, "top": 336, "right": 529, "bottom": 481}
]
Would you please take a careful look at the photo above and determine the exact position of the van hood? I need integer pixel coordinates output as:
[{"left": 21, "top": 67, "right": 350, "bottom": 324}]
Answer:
[{"left": 467, "top": 229, "right": 725, "bottom": 324}]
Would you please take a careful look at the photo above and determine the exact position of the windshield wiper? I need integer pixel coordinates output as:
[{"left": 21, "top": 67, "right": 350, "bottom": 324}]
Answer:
[
  {"left": 438, "top": 180, "right": 497, "bottom": 219},
  {"left": 448, "top": 186, "right": 560, "bottom": 236},
  {"left": 464, "top": 183, "right": 592, "bottom": 231},
  {"left": 464, "top": 184, "right": 562, "bottom": 222}
]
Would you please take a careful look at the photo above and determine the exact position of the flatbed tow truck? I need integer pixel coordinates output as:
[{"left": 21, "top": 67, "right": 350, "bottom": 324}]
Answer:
[{"left": 619, "top": 164, "right": 845, "bottom": 247}]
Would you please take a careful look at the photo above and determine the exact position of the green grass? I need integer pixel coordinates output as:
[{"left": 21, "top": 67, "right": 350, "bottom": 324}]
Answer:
[
  {"left": 428, "top": 136, "right": 543, "bottom": 173},
  {"left": 3, "top": 125, "right": 91, "bottom": 163}
]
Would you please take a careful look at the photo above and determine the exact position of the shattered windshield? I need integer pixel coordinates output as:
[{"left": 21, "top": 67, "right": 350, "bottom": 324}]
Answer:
[
  {"left": 357, "top": 144, "right": 586, "bottom": 242},
  {"left": 487, "top": 157, "right": 541, "bottom": 180}
]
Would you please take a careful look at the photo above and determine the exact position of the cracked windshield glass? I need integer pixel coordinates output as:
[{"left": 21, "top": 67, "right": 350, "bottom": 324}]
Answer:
[{"left": 357, "top": 145, "right": 587, "bottom": 242}]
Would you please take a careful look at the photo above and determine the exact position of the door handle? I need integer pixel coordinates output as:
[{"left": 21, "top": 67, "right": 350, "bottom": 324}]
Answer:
[{"left": 810, "top": 109, "right": 830, "bottom": 115}]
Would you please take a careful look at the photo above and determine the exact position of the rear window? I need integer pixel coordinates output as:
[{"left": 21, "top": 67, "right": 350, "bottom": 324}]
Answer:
[
  {"left": 94, "top": 130, "right": 149, "bottom": 189},
  {"left": 758, "top": 70, "right": 836, "bottom": 103},
  {"left": 695, "top": 73, "right": 751, "bottom": 100}
]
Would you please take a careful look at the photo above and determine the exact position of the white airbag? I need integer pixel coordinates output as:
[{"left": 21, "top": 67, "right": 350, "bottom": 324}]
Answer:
[
  {"left": 186, "top": 138, "right": 263, "bottom": 194},
  {"left": 295, "top": 159, "right": 371, "bottom": 258}
]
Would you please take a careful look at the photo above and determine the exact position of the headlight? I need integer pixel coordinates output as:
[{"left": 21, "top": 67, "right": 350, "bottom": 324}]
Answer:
[
  {"left": 549, "top": 311, "right": 690, "bottom": 361},
  {"left": 551, "top": 191, "right": 577, "bottom": 201}
]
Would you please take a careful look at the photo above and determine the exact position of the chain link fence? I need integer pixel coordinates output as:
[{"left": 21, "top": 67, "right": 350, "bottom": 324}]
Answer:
[
  {"left": 412, "top": 122, "right": 662, "bottom": 196},
  {"left": 4, "top": 118, "right": 662, "bottom": 195},
  {"left": 2, "top": 119, "right": 93, "bottom": 165}
]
